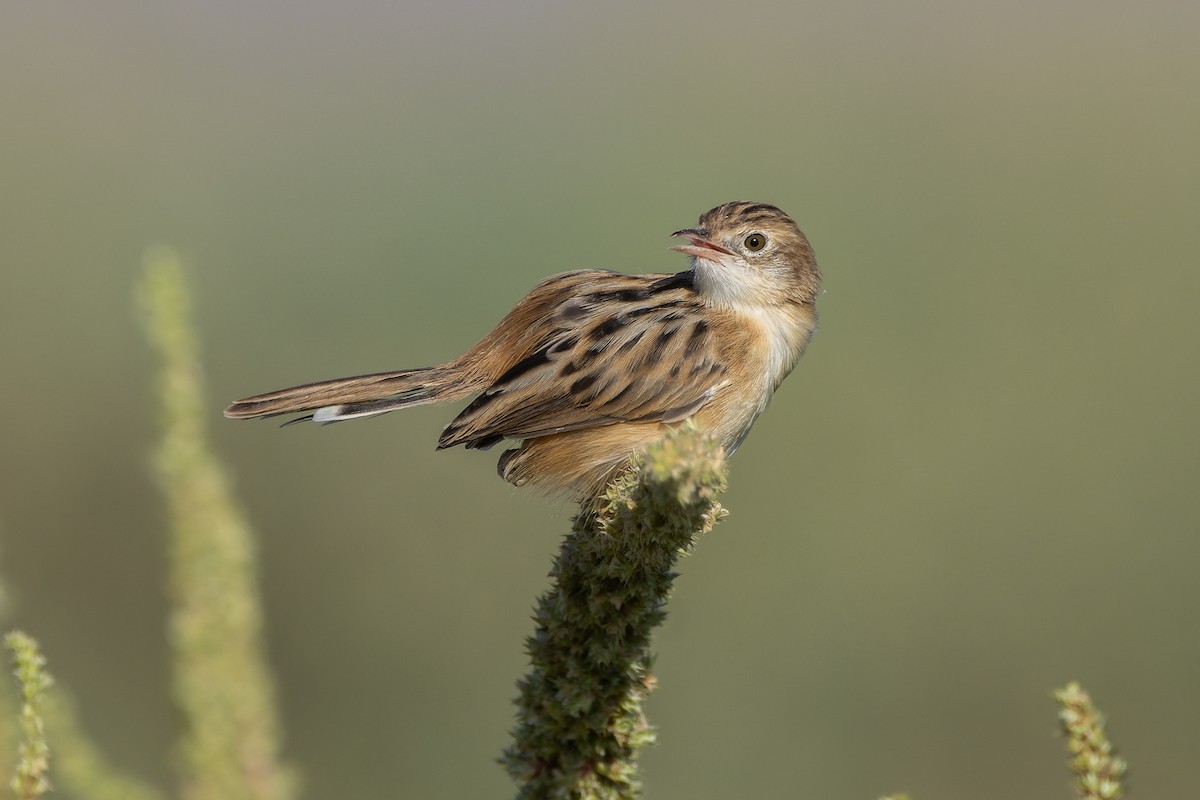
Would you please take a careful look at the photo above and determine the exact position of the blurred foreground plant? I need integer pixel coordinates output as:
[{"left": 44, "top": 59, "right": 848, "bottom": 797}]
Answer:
[
  {"left": 1056, "top": 682, "right": 1127, "bottom": 800},
  {"left": 503, "top": 425, "right": 727, "bottom": 799},
  {"left": 5, "top": 632, "right": 50, "bottom": 800},
  {"left": 880, "top": 683, "right": 1128, "bottom": 800},
  {"left": 2, "top": 630, "right": 165, "bottom": 800},
  {"left": 139, "top": 248, "right": 295, "bottom": 800}
]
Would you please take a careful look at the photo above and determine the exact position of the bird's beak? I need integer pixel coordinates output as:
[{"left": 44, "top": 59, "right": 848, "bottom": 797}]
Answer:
[{"left": 670, "top": 228, "right": 735, "bottom": 260}]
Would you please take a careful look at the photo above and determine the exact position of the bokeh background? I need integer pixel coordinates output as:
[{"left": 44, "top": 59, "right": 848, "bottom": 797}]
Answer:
[{"left": 2, "top": 1, "right": 1198, "bottom": 797}]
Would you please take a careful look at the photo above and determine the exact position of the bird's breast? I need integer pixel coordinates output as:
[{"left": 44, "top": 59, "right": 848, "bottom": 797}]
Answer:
[
  {"left": 701, "top": 301, "right": 817, "bottom": 453},
  {"left": 733, "top": 301, "right": 817, "bottom": 390}
]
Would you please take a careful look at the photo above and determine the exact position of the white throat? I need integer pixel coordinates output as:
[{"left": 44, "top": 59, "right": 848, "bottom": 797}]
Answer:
[
  {"left": 691, "top": 256, "right": 815, "bottom": 390},
  {"left": 691, "top": 256, "right": 780, "bottom": 308}
]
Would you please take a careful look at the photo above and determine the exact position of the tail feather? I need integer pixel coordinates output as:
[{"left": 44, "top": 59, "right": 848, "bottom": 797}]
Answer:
[{"left": 224, "top": 367, "right": 469, "bottom": 423}]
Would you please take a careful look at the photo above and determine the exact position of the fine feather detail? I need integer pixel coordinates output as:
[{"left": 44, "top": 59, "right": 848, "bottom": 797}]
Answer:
[
  {"left": 437, "top": 272, "right": 731, "bottom": 450},
  {"left": 223, "top": 368, "right": 472, "bottom": 420},
  {"left": 224, "top": 201, "right": 822, "bottom": 496}
]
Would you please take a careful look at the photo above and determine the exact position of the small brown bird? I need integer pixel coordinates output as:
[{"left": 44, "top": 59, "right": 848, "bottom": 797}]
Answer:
[{"left": 225, "top": 202, "right": 821, "bottom": 496}]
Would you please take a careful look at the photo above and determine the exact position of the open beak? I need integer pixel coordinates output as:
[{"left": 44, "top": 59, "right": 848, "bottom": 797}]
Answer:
[{"left": 670, "top": 228, "right": 735, "bottom": 260}]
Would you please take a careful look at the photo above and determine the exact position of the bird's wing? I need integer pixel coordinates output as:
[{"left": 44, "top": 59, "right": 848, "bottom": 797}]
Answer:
[{"left": 438, "top": 270, "right": 732, "bottom": 449}]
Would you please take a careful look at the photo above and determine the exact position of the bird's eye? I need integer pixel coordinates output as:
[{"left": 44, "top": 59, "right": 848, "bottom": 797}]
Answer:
[{"left": 744, "top": 233, "right": 767, "bottom": 252}]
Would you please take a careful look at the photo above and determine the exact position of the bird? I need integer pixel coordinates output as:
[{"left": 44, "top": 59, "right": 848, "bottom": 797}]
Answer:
[{"left": 224, "top": 201, "right": 821, "bottom": 497}]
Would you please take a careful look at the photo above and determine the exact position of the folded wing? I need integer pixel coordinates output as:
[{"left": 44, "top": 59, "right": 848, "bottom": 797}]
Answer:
[{"left": 438, "top": 273, "right": 729, "bottom": 450}]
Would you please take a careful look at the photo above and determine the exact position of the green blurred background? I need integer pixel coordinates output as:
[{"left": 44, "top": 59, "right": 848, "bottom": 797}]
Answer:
[{"left": 2, "top": 1, "right": 1198, "bottom": 797}]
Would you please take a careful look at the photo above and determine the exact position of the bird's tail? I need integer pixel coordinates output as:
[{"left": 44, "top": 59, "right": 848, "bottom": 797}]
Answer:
[{"left": 223, "top": 367, "right": 472, "bottom": 424}]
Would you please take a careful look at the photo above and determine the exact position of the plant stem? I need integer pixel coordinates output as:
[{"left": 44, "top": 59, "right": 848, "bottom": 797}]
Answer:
[{"left": 503, "top": 425, "right": 727, "bottom": 799}]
